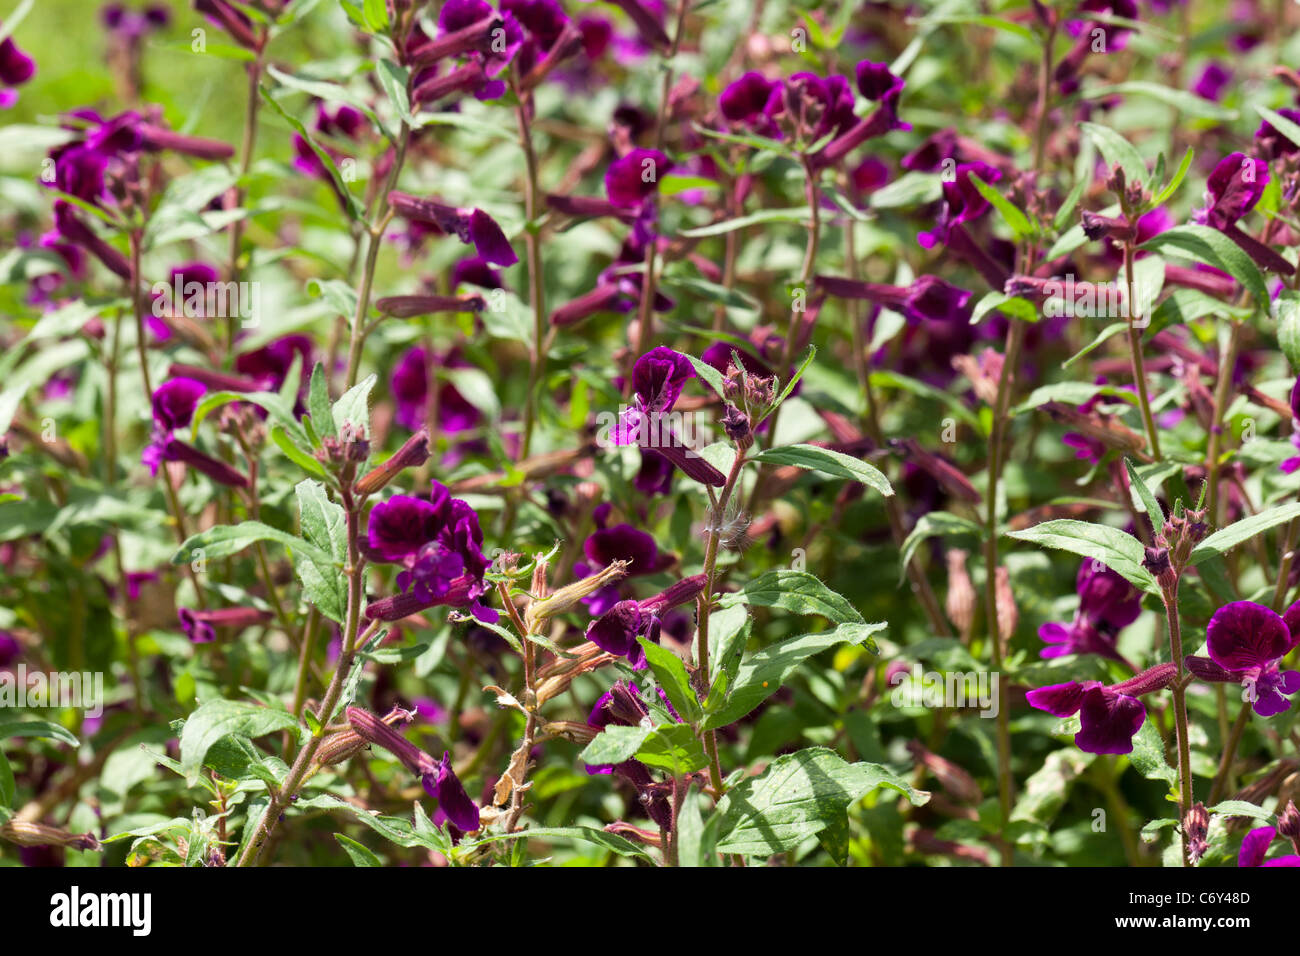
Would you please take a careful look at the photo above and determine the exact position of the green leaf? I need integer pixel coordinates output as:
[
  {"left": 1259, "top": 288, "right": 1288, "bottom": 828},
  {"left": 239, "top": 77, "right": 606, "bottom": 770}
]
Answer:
[
  {"left": 333, "top": 373, "right": 376, "bottom": 437},
  {"left": 335, "top": 832, "right": 382, "bottom": 866},
  {"left": 715, "top": 748, "right": 927, "bottom": 857},
  {"left": 1208, "top": 800, "right": 1274, "bottom": 822},
  {"left": 0, "top": 719, "right": 80, "bottom": 747},
  {"left": 270, "top": 425, "right": 330, "bottom": 478},
  {"left": 638, "top": 639, "right": 703, "bottom": 724},
  {"left": 1079, "top": 122, "right": 1148, "bottom": 186},
  {"left": 294, "top": 480, "right": 349, "bottom": 623},
  {"left": 970, "top": 291, "right": 1041, "bottom": 325},
  {"left": 750, "top": 444, "right": 892, "bottom": 496},
  {"left": 757, "top": 346, "right": 816, "bottom": 426},
  {"left": 0, "top": 750, "right": 12, "bottom": 809},
  {"left": 701, "top": 621, "right": 884, "bottom": 730},
  {"left": 719, "top": 569, "right": 864, "bottom": 624},
  {"left": 1190, "top": 501, "right": 1300, "bottom": 565},
  {"left": 1138, "top": 224, "right": 1269, "bottom": 306},
  {"left": 1005, "top": 520, "right": 1158, "bottom": 595},
  {"left": 1054, "top": 174, "right": 1090, "bottom": 233},
  {"left": 1062, "top": 322, "right": 1128, "bottom": 370},
  {"left": 1128, "top": 718, "right": 1176, "bottom": 787},
  {"left": 260, "top": 87, "right": 363, "bottom": 220},
  {"left": 684, "top": 352, "right": 726, "bottom": 398},
  {"left": 679, "top": 206, "right": 813, "bottom": 238},
  {"left": 463, "top": 826, "right": 656, "bottom": 862},
  {"left": 171, "top": 521, "right": 333, "bottom": 568},
  {"left": 362, "top": 0, "right": 390, "bottom": 32},
  {"left": 308, "top": 362, "right": 336, "bottom": 440},
  {"left": 899, "top": 512, "right": 983, "bottom": 583},
  {"left": 968, "top": 173, "right": 1035, "bottom": 239},
  {"left": 1083, "top": 83, "right": 1237, "bottom": 122},
  {"left": 376, "top": 60, "right": 413, "bottom": 126},
  {"left": 1256, "top": 107, "right": 1300, "bottom": 159},
  {"left": 1124, "top": 456, "right": 1165, "bottom": 531},
  {"left": 178, "top": 700, "right": 301, "bottom": 785},
  {"left": 1152, "top": 146, "right": 1195, "bottom": 206},
  {"left": 633, "top": 723, "right": 708, "bottom": 776},
  {"left": 579, "top": 725, "right": 651, "bottom": 766},
  {"left": 1277, "top": 291, "right": 1300, "bottom": 374}
]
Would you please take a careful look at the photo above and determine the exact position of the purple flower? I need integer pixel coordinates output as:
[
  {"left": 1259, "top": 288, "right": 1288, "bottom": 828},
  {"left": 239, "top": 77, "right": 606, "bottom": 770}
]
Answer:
[
  {"left": 178, "top": 606, "right": 271, "bottom": 644},
  {"left": 388, "top": 191, "right": 518, "bottom": 266},
  {"left": 918, "top": 160, "right": 1002, "bottom": 250},
  {"left": 364, "top": 483, "right": 495, "bottom": 623},
  {"left": 815, "top": 274, "right": 973, "bottom": 324},
  {"left": 1238, "top": 826, "right": 1300, "bottom": 867},
  {"left": 1256, "top": 107, "right": 1300, "bottom": 158},
  {"left": 605, "top": 148, "right": 673, "bottom": 209},
  {"left": 389, "top": 347, "right": 482, "bottom": 434},
  {"left": 719, "top": 71, "right": 777, "bottom": 125},
  {"left": 450, "top": 256, "right": 505, "bottom": 291},
  {"left": 234, "top": 335, "right": 314, "bottom": 393},
  {"left": 1194, "top": 153, "right": 1268, "bottom": 230},
  {"left": 347, "top": 706, "right": 480, "bottom": 832},
  {"left": 1026, "top": 663, "right": 1176, "bottom": 754},
  {"left": 585, "top": 680, "right": 678, "bottom": 829},
  {"left": 0, "top": 631, "right": 20, "bottom": 667},
  {"left": 0, "top": 37, "right": 35, "bottom": 108},
  {"left": 1184, "top": 601, "right": 1300, "bottom": 717},
  {"left": 1038, "top": 561, "right": 1143, "bottom": 664},
  {"left": 1192, "top": 62, "right": 1231, "bottom": 101},
  {"left": 586, "top": 574, "right": 707, "bottom": 665},
  {"left": 151, "top": 377, "right": 207, "bottom": 432},
  {"left": 612, "top": 347, "right": 726, "bottom": 487}
]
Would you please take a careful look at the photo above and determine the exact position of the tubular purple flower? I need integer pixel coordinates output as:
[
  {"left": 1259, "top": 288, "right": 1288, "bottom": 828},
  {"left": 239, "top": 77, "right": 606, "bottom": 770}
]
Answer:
[
  {"left": 151, "top": 377, "right": 207, "bottom": 432},
  {"left": 815, "top": 274, "right": 972, "bottom": 324},
  {"left": 388, "top": 191, "right": 518, "bottom": 266},
  {"left": 1026, "top": 663, "right": 1175, "bottom": 754},
  {"left": 1184, "top": 601, "right": 1300, "bottom": 716},
  {"left": 605, "top": 148, "right": 673, "bottom": 209},
  {"left": 161, "top": 439, "right": 250, "bottom": 487},
  {"left": 586, "top": 573, "right": 708, "bottom": 665},
  {"left": 354, "top": 430, "right": 431, "bottom": 497},
  {"left": 178, "top": 606, "right": 271, "bottom": 643},
  {"left": 346, "top": 706, "right": 481, "bottom": 832},
  {"left": 1038, "top": 561, "right": 1143, "bottom": 664}
]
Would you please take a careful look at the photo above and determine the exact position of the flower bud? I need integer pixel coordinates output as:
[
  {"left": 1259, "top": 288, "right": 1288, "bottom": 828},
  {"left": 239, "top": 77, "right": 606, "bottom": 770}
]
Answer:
[
  {"left": 1278, "top": 800, "right": 1300, "bottom": 853},
  {"left": 1184, "top": 802, "right": 1209, "bottom": 864},
  {"left": 354, "top": 430, "right": 428, "bottom": 497},
  {"left": 945, "top": 549, "right": 976, "bottom": 643},
  {"left": 995, "top": 566, "right": 1017, "bottom": 652}
]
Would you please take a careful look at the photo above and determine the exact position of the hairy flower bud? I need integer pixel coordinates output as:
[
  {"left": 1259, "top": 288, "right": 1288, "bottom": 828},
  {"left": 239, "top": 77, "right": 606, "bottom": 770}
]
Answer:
[
  {"left": 945, "top": 549, "right": 976, "bottom": 643},
  {"left": 354, "top": 429, "right": 428, "bottom": 496},
  {"left": 1184, "top": 802, "right": 1210, "bottom": 865}
]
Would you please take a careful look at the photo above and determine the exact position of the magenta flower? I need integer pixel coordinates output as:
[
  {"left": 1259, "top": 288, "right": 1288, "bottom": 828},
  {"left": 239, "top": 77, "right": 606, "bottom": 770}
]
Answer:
[
  {"left": 151, "top": 377, "right": 207, "bottom": 432},
  {"left": 585, "top": 680, "right": 678, "bottom": 829},
  {"left": 1038, "top": 561, "right": 1143, "bottom": 665},
  {"left": 1026, "top": 663, "right": 1176, "bottom": 754},
  {"left": 178, "top": 606, "right": 271, "bottom": 644},
  {"left": 1256, "top": 107, "right": 1300, "bottom": 157},
  {"left": 1193, "top": 153, "right": 1268, "bottom": 230},
  {"left": 605, "top": 148, "right": 673, "bottom": 209},
  {"left": 1192, "top": 62, "right": 1231, "bottom": 101},
  {"left": 0, "top": 36, "right": 35, "bottom": 108},
  {"left": 586, "top": 574, "right": 707, "bottom": 665},
  {"left": 364, "top": 482, "right": 496, "bottom": 623},
  {"left": 234, "top": 335, "right": 314, "bottom": 393},
  {"left": 612, "top": 347, "right": 726, "bottom": 486},
  {"left": 719, "top": 71, "right": 777, "bottom": 125},
  {"left": 815, "top": 274, "right": 973, "bottom": 324},
  {"left": 1238, "top": 826, "right": 1300, "bottom": 867},
  {"left": 388, "top": 191, "right": 518, "bottom": 266},
  {"left": 346, "top": 706, "right": 480, "bottom": 833},
  {"left": 1184, "top": 601, "right": 1300, "bottom": 717}
]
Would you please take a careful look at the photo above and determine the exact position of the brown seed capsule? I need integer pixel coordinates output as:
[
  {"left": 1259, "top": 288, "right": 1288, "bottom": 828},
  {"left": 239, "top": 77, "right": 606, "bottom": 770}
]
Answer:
[
  {"left": 995, "top": 566, "right": 1017, "bottom": 652},
  {"left": 945, "top": 549, "right": 976, "bottom": 643}
]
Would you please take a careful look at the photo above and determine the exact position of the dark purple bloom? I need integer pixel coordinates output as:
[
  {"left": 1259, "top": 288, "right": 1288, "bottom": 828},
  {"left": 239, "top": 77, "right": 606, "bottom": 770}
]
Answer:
[
  {"left": 719, "top": 71, "right": 777, "bottom": 124},
  {"left": 1256, "top": 107, "right": 1300, "bottom": 157},
  {"left": 586, "top": 574, "right": 707, "bottom": 665},
  {"left": 0, "top": 36, "right": 35, "bottom": 108},
  {"left": 918, "top": 160, "right": 1002, "bottom": 250},
  {"left": 605, "top": 148, "right": 672, "bottom": 209},
  {"left": 389, "top": 347, "right": 481, "bottom": 434},
  {"left": 450, "top": 256, "right": 505, "bottom": 291},
  {"left": 1238, "top": 826, "right": 1300, "bottom": 867},
  {"left": 1038, "top": 561, "right": 1143, "bottom": 664},
  {"left": 365, "top": 483, "right": 495, "bottom": 623},
  {"left": 234, "top": 335, "right": 314, "bottom": 393},
  {"left": 151, "top": 377, "right": 207, "bottom": 432},
  {"left": 1192, "top": 61, "right": 1231, "bottom": 101},
  {"left": 347, "top": 706, "right": 480, "bottom": 832},
  {"left": 1194, "top": 153, "right": 1268, "bottom": 230},
  {"left": 1026, "top": 663, "right": 1176, "bottom": 754},
  {"left": 388, "top": 191, "right": 518, "bottom": 266},
  {"left": 1184, "top": 601, "right": 1300, "bottom": 717},
  {"left": 815, "top": 274, "right": 972, "bottom": 324},
  {"left": 585, "top": 680, "right": 678, "bottom": 828},
  {"left": 178, "top": 606, "right": 270, "bottom": 644},
  {"left": 0, "top": 631, "right": 20, "bottom": 667}
]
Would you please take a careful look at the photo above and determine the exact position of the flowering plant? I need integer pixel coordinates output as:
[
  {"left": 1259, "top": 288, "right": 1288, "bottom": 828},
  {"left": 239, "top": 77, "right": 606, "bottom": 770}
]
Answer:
[{"left": 2, "top": 0, "right": 1300, "bottom": 874}]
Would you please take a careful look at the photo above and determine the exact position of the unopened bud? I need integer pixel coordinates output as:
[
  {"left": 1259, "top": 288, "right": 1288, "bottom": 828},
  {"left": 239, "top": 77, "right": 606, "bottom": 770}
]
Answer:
[
  {"left": 995, "top": 566, "right": 1017, "bottom": 650},
  {"left": 354, "top": 430, "right": 429, "bottom": 496},
  {"left": 1279, "top": 800, "right": 1300, "bottom": 853},
  {"left": 945, "top": 549, "right": 975, "bottom": 643},
  {"left": 523, "top": 560, "right": 630, "bottom": 632}
]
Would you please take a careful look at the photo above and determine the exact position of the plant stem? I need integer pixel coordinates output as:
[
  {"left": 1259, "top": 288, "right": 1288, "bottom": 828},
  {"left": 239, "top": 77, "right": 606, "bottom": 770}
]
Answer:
[
  {"left": 512, "top": 79, "right": 548, "bottom": 462},
  {"left": 226, "top": 29, "right": 267, "bottom": 357},
  {"left": 1123, "top": 242, "right": 1162, "bottom": 460},
  {"left": 1205, "top": 318, "right": 1243, "bottom": 527},
  {"left": 1160, "top": 580, "right": 1194, "bottom": 866},
  {"left": 983, "top": 317, "right": 1026, "bottom": 866}
]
